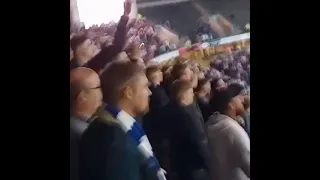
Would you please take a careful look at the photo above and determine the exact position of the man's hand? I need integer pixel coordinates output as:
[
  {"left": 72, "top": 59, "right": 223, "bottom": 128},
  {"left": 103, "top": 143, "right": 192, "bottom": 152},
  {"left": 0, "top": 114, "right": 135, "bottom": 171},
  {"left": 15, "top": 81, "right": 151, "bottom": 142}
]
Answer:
[{"left": 124, "top": 0, "right": 132, "bottom": 16}]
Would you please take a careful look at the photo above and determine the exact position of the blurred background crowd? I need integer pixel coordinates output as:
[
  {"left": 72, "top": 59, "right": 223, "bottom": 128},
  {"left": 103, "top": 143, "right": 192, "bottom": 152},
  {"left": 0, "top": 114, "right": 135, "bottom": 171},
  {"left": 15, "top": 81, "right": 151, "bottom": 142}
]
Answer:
[{"left": 70, "top": 0, "right": 250, "bottom": 180}]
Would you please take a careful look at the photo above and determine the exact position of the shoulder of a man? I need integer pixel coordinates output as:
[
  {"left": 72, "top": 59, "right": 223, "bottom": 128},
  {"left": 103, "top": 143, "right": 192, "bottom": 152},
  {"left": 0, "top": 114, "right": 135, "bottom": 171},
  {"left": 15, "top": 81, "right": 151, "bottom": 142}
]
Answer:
[
  {"left": 70, "top": 117, "right": 89, "bottom": 139},
  {"left": 82, "top": 116, "right": 124, "bottom": 145},
  {"left": 206, "top": 114, "right": 237, "bottom": 140}
]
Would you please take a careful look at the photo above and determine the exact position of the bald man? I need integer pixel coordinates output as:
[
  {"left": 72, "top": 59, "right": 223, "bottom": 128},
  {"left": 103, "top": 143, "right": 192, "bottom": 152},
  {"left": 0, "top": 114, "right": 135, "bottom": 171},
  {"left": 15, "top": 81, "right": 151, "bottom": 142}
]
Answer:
[{"left": 70, "top": 67, "right": 102, "bottom": 180}]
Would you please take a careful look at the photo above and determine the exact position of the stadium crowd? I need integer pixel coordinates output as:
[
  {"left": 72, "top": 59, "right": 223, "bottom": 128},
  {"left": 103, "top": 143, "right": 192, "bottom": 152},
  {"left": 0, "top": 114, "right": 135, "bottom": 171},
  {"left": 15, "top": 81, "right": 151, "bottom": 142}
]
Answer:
[{"left": 70, "top": 1, "right": 250, "bottom": 180}]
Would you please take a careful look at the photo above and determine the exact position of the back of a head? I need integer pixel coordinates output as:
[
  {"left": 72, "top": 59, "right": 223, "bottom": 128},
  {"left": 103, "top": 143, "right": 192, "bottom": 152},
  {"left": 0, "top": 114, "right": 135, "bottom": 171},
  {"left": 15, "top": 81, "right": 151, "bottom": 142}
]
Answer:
[
  {"left": 195, "top": 78, "right": 211, "bottom": 92},
  {"left": 100, "top": 61, "right": 145, "bottom": 104},
  {"left": 171, "top": 62, "right": 189, "bottom": 81},
  {"left": 211, "top": 78, "right": 220, "bottom": 90},
  {"left": 70, "top": 33, "right": 88, "bottom": 52},
  {"left": 146, "top": 65, "right": 160, "bottom": 82},
  {"left": 210, "top": 88, "right": 233, "bottom": 113},
  {"left": 228, "top": 83, "right": 246, "bottom": 96}
]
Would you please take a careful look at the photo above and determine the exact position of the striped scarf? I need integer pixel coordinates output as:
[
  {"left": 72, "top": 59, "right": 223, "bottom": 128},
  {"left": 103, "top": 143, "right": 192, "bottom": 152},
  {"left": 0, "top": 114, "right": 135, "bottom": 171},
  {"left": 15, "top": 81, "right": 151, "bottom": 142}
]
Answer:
[{"left": 104, "top": 105, "right": 167, "bottom": 180}]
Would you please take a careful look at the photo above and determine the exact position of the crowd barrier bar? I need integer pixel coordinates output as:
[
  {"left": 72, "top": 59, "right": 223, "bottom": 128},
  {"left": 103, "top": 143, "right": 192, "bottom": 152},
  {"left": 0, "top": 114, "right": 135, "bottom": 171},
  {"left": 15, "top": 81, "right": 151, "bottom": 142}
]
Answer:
[{"left": 150, "top": 33, "right": 250, "bottom": 64}]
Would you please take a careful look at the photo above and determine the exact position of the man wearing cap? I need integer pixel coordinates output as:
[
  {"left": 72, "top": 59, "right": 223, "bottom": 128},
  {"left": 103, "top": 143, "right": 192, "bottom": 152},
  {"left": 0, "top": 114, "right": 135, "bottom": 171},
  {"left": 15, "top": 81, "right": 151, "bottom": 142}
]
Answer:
[
  {"left": 206, "top": 88, "right": 250, "bottom": 180},
  {"left": 70, "top": 67, "right": 102, "bottom": 180}
]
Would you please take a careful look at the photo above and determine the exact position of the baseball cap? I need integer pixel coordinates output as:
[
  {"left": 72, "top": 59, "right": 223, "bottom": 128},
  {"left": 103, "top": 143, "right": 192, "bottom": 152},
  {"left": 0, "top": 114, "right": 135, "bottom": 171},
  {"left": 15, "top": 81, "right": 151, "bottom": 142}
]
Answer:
[{"left": 210, "top": 88, "right": 236, "bottom": 113}]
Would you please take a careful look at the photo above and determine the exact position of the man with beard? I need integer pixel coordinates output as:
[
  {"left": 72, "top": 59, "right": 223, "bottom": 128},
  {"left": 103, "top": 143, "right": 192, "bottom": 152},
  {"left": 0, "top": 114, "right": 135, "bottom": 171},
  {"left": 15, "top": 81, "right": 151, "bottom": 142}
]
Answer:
[
  {"left": 70, "top": 0, "right": 132, "bottom": 74},
  {"left": 206, "top": 88, "right": 250, "bottom": 180},
  {"left": 79, "top": 61, "right": 166, "bottom": 180}
]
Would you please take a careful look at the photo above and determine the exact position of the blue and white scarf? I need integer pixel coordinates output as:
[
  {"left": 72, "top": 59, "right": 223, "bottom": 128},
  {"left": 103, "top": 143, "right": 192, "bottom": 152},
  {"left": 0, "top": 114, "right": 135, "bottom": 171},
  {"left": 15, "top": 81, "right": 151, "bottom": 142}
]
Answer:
[{"left": 104, "top": 105, "right": 167, "bottom": 180}]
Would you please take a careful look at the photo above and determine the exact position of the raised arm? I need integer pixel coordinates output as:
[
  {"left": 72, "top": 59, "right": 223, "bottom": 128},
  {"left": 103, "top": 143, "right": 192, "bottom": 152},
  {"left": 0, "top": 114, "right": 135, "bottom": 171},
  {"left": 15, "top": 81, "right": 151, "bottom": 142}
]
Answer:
[
  {"left": 85, "top": 0, "right": 131, "bottom": 73},
  {"left": 113, "top": 0, "right": 132, "bottom": 51}
]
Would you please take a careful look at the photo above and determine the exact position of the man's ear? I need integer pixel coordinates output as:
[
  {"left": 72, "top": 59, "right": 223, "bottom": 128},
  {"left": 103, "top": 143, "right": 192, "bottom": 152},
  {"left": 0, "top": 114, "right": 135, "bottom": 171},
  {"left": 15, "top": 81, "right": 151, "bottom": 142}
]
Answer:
[
  {"left": 123, "top": 86, "right": 134, "bottom": 100},
  {"left": 229, "top": 101, "right": 236, "bottom": 110}
]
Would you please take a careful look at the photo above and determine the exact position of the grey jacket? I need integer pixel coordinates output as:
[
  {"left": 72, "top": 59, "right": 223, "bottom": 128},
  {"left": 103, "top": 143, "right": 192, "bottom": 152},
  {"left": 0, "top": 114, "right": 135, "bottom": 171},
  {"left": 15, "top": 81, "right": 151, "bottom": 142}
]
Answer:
[
  {"left": 70, "top": 117, "right": 89, "bottom": 180},
  {"left": 205, "top": 113, "right": 250, "bottom": 180}
]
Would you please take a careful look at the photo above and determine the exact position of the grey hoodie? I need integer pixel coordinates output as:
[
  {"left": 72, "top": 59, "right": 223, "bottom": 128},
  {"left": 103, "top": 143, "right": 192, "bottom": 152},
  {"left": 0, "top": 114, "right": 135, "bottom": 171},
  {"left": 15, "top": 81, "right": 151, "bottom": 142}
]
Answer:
[{"left": 205, "top": 113, "right": 250, "bottom": 180}]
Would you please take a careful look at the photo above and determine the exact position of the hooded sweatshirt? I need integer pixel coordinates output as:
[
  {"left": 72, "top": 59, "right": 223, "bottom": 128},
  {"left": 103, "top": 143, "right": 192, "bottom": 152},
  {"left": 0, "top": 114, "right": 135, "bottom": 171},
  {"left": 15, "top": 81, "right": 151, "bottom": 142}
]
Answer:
[{"left": 205, "top": 113, "right": 250, "bottom": 180}]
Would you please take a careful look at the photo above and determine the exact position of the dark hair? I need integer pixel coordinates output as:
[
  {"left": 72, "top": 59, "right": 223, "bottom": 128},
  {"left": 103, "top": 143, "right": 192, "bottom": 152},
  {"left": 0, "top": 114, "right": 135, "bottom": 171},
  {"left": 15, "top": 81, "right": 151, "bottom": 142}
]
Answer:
[
  {"left": 146, "top": 65, "right": 160, "bottom": 81},
  {"left": 171, "top": 62, "right": 189, "bottom": 80},
  {"left": 228, "top": 83, "right": 245, "bottom": 96},
  {"left": 211, "top": 78, "right": 223, "bottom": 90},
  {"left": 210, "top": 88, "right": 234, "bottom": 113},
  {"left": 171, "top": 80, "right": 193, "bottom": 101},
  {"left": 70, "top": 33, "right": 88, "bottom": 51}
]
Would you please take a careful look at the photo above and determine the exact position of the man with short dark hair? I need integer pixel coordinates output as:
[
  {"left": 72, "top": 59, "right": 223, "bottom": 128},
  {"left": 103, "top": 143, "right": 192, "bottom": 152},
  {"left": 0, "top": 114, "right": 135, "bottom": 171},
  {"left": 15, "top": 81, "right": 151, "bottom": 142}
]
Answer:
[
  {"left": 143, "top": 65, "right": 170, "bottom": 176},
  {"left": 145, "top": 65, "right": 168, "bottom": 111},
  {"left": 163, "top": 62, "right": 193, "bottom": 96},
  {"left": 79, "top": 61, "right": 166, "bottom": 180},
  {"left": 70, "top": 67, "right": 102, "bottom": 180},
  {"left": 171, "top": 63, "right": 193, "bottom": 82},
  {"left": 70, "top": 34, "right": 98, "bottom": 69},
  {"left": 228, "top": 83, "right": 250, "bottom": 137},
  {"left": 206, "top": 88, "right": 250, "bottom": 180},
  {"left": 163, "top": 80, "right": 211, "bottom": 180}
]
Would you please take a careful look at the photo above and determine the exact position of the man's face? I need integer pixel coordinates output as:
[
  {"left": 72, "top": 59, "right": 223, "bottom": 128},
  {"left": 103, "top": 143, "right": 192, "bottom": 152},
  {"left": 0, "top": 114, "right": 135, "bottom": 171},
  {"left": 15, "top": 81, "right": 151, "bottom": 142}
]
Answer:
[
  {"left": 130, "top": 74, "right": 152, "bottom": 117},
  {"left": 180, "top": 67, "right": 193, "bottom": 81},
  {"left": 76, "top": 72, "right": 102, "bottom": 111},
  {"left": 230, "top": 95, "right": 247, "bottom": 117}
]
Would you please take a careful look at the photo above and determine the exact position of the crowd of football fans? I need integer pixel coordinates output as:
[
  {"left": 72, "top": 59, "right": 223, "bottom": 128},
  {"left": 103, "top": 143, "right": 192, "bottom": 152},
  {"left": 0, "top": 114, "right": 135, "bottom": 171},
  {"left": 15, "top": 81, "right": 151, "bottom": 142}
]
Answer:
[{"left": 70, "top": 1, "right": 250, "bottom": 180}]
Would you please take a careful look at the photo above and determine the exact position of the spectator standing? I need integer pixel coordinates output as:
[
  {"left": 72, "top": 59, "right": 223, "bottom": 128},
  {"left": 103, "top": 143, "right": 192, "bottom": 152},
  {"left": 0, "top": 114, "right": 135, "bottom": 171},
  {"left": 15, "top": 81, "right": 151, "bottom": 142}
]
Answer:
[
  {"left": 143, "top": 65, "right": 171, "bottom": 178},
  {"left": 228, "top": 83, "right": 250, "bottom": 137},
  {"left": 70, "top": 67, "right": 102, "bottom": 180},
  {"left": 206, "top": 88, "right": 250, "bottom": 180},
  {"left": 164, "top": 80, "right": 211, "bottom": 180},
  {"left": 79, "top": 61, "right": 166, "bottom": 180}
]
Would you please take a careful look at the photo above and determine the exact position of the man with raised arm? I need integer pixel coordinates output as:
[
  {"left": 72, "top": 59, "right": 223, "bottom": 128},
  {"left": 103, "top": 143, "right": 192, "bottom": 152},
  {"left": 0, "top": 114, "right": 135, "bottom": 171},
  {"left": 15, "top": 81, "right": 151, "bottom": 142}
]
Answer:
[{"left": 70, "top": 0, "right": 132, "bottom": 74}]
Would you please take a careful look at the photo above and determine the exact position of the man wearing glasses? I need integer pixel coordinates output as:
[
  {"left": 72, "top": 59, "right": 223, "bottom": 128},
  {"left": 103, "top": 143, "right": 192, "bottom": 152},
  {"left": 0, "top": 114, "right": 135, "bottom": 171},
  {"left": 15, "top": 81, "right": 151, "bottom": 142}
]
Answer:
[{"left": 70, "top": 67, "right": 102, "bottom": 180}]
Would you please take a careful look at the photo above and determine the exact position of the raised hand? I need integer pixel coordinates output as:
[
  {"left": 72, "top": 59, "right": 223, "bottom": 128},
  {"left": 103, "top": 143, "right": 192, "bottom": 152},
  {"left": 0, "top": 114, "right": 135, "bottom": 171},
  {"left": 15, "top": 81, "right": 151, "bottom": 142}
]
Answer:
[{"left": 124, "top": 0, "right": 132, "bottom": 16}]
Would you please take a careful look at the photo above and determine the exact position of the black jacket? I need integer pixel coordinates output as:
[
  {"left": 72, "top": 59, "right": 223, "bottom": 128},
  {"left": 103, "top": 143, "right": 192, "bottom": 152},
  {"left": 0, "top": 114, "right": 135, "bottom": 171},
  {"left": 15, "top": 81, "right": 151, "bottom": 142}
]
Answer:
[
  {"left": 143, "top": 85, "right": 170, "bottom": 164},
  {"left": 162, "top": 102, "right": 210, "bottom": 179},
  {"left": 70, "top": 15, "right": 129, "bottom": 72},
  {"left": 79, "top": 117, "right": 159, "bottom": 180},
  {"left": 196, "top": 97, "right": 212, "bottom": 123}
]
